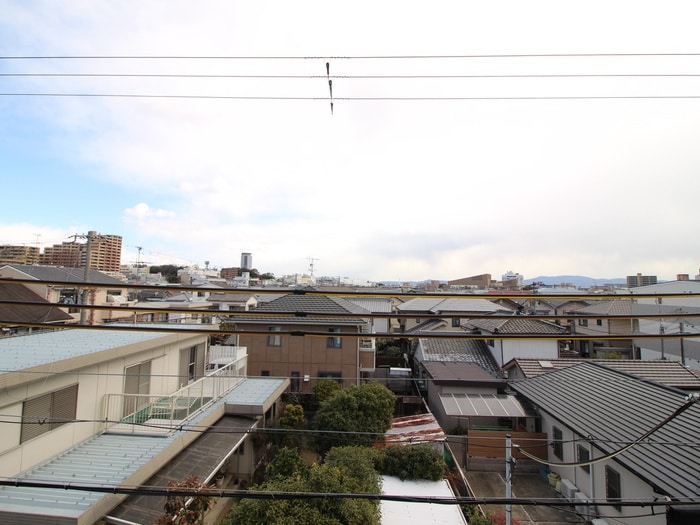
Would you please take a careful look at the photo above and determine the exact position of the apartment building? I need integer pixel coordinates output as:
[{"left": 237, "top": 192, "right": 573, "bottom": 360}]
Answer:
[
  {"left": 0, "top": 245, "right": 40, "bottom": 265},
  {"left": 0, "top": 327, "right": 288, "bottom": 524},
  {"left": 39, "top": 231, "right": 122, "bottom": 272}
]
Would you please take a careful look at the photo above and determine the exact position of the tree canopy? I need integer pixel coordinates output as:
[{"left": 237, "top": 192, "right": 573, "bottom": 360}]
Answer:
[
  {"left": 311, "top": 383, "right": 395, "bottom": 454},
  {"left": 225, "top": 447, "right": 380, "bottom": 525}
]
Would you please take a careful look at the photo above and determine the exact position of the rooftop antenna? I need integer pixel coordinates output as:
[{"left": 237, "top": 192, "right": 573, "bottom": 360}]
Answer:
[{"left": 307, "top": 257, "right": 320, "bottom": 277}]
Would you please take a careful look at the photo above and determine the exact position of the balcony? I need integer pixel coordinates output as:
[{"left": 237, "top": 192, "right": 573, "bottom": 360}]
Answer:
[{"left": 103, "top": 361, "right": 245, "bottom": 435}]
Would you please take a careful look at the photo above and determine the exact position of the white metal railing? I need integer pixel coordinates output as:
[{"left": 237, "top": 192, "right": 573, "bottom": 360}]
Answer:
[{"left": 103, "top": 360, "right": 245, "bottom": 435}]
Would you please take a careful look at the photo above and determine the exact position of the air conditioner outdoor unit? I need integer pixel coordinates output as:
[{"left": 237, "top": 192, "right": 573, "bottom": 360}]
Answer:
[
  {"left": 560, "top": 479, "right": 578, "bottom": 501},
  {"left": 574, "top": 492, "right": 592, "bottom": 520}
]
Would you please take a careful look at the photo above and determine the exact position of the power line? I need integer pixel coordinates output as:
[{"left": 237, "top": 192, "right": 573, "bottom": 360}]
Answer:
[
  {"left": 5, "top": 73, "right": 700, "bottom": 79},
  {"left": 3, "top": 53, "right": 700, "bottom": 60},
  {"left": 4, "top": 93, "right": 700, "bottom": 101}
]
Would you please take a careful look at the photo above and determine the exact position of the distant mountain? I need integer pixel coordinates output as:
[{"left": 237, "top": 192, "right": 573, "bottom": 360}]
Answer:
[{"left": 524, "top": 275, "right": 626, "bottom": 288}]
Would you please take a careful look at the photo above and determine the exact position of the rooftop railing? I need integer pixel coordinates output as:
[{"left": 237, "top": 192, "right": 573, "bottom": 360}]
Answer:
[{"left": 102, "top": 359, "right": 245, "bottom": 435}]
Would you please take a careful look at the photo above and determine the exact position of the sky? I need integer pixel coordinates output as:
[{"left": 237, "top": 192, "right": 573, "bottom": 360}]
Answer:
[{"left": 1, "top": 1, "right": 699, "bottom": 283}]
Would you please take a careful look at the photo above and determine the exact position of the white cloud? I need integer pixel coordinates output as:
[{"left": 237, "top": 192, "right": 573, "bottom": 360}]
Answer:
[{"left": 3, "top": 1, "right": 700, "bottom": 281}]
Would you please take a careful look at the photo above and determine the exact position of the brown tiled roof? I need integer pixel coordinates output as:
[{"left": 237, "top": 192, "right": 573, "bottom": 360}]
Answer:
[{"left": 0, "top": 282, "right": 73, "bottom": 325}]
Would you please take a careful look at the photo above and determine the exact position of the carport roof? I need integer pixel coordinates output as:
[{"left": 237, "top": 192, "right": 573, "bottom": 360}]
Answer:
[{"left": 440, "top": 393, "right": 536, "bottom": 418}]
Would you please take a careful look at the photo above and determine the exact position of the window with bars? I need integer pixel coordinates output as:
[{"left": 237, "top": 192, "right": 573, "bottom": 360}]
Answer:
[
  {"left": 552, "top": 426, "right": 563, "bottom": 460},
  {"left": 577, "top": 443, "right": 590, "bottom": 473},
  {"left": 20, "top": 384, "right": 78, "bottom": 443},
  {"left": 605, "top": 466, "right": 622, "bottom": 510}
]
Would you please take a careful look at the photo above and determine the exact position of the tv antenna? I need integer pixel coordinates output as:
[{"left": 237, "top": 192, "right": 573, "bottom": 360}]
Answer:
[{"left": 307, "top": 257, "right": 320, "bottom": 277}]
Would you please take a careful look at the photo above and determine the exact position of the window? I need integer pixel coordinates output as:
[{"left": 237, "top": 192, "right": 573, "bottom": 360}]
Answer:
[
  {"left": 327, "top": 327, "right": 342, "bottom": 348},
  {"left": 291, "top": 371, "right": 301, "bottom": 392},
  {"left": 124, "top": 361, "right": 151, "bottom": 416},
  {"left": 578, "top": 319, "right": 589, "bottom": 327},
  {"left": 552, "top": 426, "right": 563, "bottom": 460},
  {"left": 267, "top": 326, "right": 282, "bottom": 346},
  {"left": 21, "top": 384, "right": 78, "bottom": 443},
  {"left": 577, "top": 444, "right": 590, "bottom": 473},
  {"left": 318, "top": 371, "right": 342, "bottom": 382},
  {"left": 487, "top": 339, "right": 495, "bottom": 347},
  {"left": 605, "top": 466, "right": 621, "bottom": 510},
  {"left": 596, "top": 319, "right": 603, "bottom": 326},
  {"left": 451, "top": 317, "right": 461, "bottom": 328},
  {"left": 261, "top": 370, "right": 270, "bottom": 376}
]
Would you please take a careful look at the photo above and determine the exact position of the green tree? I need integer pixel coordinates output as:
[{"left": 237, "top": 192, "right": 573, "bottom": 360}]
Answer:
[
  {"left": 265, "top": 447, "right": 309, "bottom": 481},
  {"left": 312, "top": 379, "right": 343, "bottom": 404},
  {"left": 278, "top": 404, "right": 306, "bottom": 448},
  {"left": 378, "top": 444, "right": 445, "bottom": 481},
  {"left": 225, "top": 448, "right": 380, "bottom": 525},
  {"left": 311, "top": 383, "right": 395, "bottom": 454}
]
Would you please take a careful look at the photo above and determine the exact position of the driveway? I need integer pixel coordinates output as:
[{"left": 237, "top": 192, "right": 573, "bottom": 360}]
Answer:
[{"left": 464, "top": 471, "right": 584, "bottom": 525}]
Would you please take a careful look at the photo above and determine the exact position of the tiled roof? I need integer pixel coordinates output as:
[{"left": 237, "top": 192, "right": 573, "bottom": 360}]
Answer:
[
  {"left": 2, "top": 264, "right": 125, "bottom": 285},
  {"left": 507, "top": 358, "right": 700, "bottom": 390},
  {"left": 397, "top": 297, "right": 507, "bottom": 314},
  {"left": 569, "top": 299, "right": 632, "bottom": 316},
  {"left": 226, "top": 294, "right": 369, "bottom": 326},
  {"left": 422, "top": 361, "right": 504, "bottom": 383},
  {"left": 416, "top": 338, "right": 500, "bottom": 376},
  {"left": 0, "top": 282, "right": 73, "bottom": 324},
  {"left": 466, "top": 317, "right": 568, "bottom": 334},
  {"left": 343, "top": 297, "right": 393, "bottom": 313},
  {"left": 511, "top": 362, "right": 700, "bottom": 500}
]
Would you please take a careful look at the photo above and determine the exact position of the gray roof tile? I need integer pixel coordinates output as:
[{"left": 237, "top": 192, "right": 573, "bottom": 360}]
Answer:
[{"left": 512, "top": 362, "right": 700, "bottom": 500}]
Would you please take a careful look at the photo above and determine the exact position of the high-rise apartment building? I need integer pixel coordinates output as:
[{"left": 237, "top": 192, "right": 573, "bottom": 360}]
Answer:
[
  {"left": 626, "top": 273, "right": 658, "bottom": 288},
  {"left": 0, "top": 245, "right": 40, "bottom": 265},
  {"left": 241, "top": 252, "right": 252, "bottom": 270},
  {"left": 39, "top": 231, "right": 122, "bottom": 272}
]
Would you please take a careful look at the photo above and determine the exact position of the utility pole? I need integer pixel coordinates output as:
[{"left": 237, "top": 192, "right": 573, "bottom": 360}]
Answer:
[
  {"left": 505, "top": 434, "right": 513, "bottom": 525},
  {"left": 79, "top": 232, "right": 94, "bottom": 325}
]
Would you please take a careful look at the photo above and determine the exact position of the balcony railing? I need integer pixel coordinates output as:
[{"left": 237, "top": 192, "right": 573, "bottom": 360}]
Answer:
[{"left": 103, "top": 360, "right": 245, "bottom": 435}]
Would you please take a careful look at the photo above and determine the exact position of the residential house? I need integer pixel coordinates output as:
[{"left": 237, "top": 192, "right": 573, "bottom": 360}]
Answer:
[
  {"left": 0, "top": 281, "right": 73, "bottom": 334},
  {"left": 130, "top": 290, "right": 215, "bottom": 325},
  {"left": 0, "top": 264, "right": 134, "bottom": 325},
  {"left": 567, "top": 299, "right": 636, "bottom": 358},
  {"left": 396, "top": 297, "right": 511, "bottom": 333},
  {"left": 230, "top": 294, "right": 376, "bottom": 391},
  {"left": 464, "top": 317, "right": 570, "bottom": 367},
  {"left": 0, "top": 327, "right": 288, "bottom": 524},
  {"left": 503, "top": 357, "right": 700, "bottom": 391},
  {"left": 628, "top": 280, "right": 700, "bottom": 370},
  {"left": 512, "top": 362, "right": 700, "bottom": 525}
]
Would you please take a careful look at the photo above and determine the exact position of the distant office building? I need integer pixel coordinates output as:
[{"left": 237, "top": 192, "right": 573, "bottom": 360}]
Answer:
[
  {"left": 0, "top": 245, "right": 40, "bottom": 265},
  {"left": 626, "top": 273, "right": 658, "bottom": 288},
  {"left": 501, "top": 270, "right": 524, "bottom": 288},
  {"left": 39, "top": 231, "right": 122, "bottom": 272},
  {"left": 241, "top": 252, "right": 252, "bottom": 270}
]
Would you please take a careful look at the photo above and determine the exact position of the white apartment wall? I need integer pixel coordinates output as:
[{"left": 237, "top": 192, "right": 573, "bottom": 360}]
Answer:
[
  {"left": 0, "top": 334, "right": 206, "bottom": 477},
  {"left": 489, "top": 339, "right": 559, "bottom": 367},
  {"left": 538, "top": 411, "right": 665, "bottom": 525}
]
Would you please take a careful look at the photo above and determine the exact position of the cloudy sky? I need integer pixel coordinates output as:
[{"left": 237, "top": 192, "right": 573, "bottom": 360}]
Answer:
[{"left": 1, "top": 1, "right": 699, "bottom": 282}]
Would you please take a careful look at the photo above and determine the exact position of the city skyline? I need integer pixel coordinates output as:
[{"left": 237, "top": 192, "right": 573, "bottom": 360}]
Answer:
[{"left": 2, "top": 2, "right": 699, "bottom": 281}]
